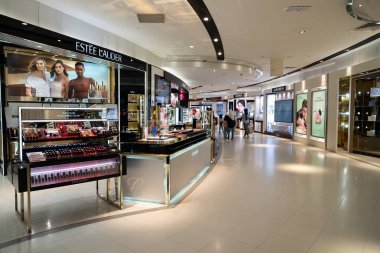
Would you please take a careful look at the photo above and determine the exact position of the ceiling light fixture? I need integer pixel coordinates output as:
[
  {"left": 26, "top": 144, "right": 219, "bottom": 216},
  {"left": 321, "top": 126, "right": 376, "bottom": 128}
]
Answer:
[
  {"left": 213, "top": 38, "right": 218, "bottom": 42},
  {"left": 57, "top": 39, "right": 61, "bottom": 42},
  {"left": 218, "top": 52, "right": 222, "bottom": 56},
  {"left": 358, "top": 4, "right": 362, "bottom": 7},
  {"left": 189, "top": 45, "right": 194, "bottom": 48},
  {"left": 203, "top": 17, "right": 209, "bottom": 21}
]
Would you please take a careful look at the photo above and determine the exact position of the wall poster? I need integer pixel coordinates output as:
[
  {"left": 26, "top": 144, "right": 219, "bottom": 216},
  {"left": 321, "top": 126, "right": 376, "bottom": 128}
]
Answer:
[
  {"left": 5, "top": 49, "right": 109, "bottom": 100},
  {"left": 266, "top": 94, "right": 276, "bottom": 132},
  {"left": 295, "top": 93, "right": 308, "bottom": 135},
  {"left": 311, "top": 89, "right": 326, "bottom": 138}
]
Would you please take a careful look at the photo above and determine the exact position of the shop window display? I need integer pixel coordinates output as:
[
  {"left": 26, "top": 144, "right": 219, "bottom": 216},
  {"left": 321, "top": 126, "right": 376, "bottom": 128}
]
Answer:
[{"left": 352, "top": 70, "right": 380, "bottom": 157}]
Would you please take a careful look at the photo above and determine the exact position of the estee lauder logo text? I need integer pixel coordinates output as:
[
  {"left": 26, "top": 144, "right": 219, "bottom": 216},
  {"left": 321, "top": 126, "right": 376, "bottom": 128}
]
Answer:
[{"left": 75, "top": 42, "right": 123, "bottom": 63}]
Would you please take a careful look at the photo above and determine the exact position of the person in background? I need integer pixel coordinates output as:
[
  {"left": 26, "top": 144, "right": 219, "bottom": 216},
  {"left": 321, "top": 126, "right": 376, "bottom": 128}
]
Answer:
[
  {"left": 218, "top": 114, "right": 223, "bottom": 132},
  {"left": 242, "top": 108, "right": 250, "bottom": 138},
  {"left": 50, "top": 60, "right": 70, "bottom": 98},
  {"left": 68, "top": 62, "right": 95, "bottom": 99},
  {"left": 224, "top": 110, "right": 236, "bottom": 140},
  {"left": 25, "top": 57, "right": 50, "bottom": 97}
]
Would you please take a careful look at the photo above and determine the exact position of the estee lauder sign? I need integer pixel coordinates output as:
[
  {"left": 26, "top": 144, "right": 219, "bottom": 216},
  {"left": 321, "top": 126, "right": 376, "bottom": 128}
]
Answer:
[{"left": 75, "top": 42, "right": 123, "bottom": 63}]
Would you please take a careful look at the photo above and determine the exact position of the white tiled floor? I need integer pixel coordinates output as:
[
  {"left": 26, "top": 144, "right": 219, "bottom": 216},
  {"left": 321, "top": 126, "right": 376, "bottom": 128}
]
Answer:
[{"left": 1, "top": 131, "right": 380, "bottom": 252}]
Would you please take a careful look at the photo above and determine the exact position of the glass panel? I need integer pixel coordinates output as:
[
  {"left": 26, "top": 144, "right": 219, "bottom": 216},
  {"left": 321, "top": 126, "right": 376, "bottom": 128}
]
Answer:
[
  {"left": 352, "top": 70, "right": 380, "bottom": 157},
  {"left": 338, "top": 77, "right": 350, "bottom": 151}
]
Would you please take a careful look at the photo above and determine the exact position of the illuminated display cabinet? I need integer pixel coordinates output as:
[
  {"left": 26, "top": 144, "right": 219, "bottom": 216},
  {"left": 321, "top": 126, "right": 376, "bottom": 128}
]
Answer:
[{"left": 7, "top": 106, "right": 125, "bottom": 232}]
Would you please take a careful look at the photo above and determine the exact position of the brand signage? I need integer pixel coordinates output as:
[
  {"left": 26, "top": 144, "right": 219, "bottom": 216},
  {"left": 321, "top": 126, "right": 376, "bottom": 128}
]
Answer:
[
  {"left": 272, "top": 86, "right": 286, "bottom": 93},
  {"left": 233, "top": 93, "right": 245, "bottom": 98},
  {"left": 75, "top": 42, "right": 123, "bottom": 63}
]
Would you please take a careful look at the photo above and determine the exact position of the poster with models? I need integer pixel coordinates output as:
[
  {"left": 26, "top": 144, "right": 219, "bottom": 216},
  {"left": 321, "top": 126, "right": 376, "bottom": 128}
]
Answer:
[
  {"left": 295, "top": 93, "right": 308, "bottom": 135},
  {"left": 5, "top": 50, "right": 109, "bottom": 100},
  {"left": 311, "top": 89, "right": 326, "bottom": 138}
]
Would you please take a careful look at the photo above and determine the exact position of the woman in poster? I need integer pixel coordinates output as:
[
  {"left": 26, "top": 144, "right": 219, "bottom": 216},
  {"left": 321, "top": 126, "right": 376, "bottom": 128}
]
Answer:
[
  {"left": 25, "top": 57, "right": 50, "bottom": 97},
  {"left": 296, "top": 99, "right": 307, "bottom": 134},
  {"left": 50, "top": 60, "right": 70, "bottom": 98}
]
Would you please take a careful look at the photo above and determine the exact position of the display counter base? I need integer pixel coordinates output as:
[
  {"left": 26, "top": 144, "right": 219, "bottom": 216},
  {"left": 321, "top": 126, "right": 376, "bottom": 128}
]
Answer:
[{"left": 123, "top": 138, "right": 211, "bottom": 206}]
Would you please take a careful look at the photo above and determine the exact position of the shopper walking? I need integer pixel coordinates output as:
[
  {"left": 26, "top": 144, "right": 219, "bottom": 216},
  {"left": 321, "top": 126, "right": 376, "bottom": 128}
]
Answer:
[
  {"left": 224, "top": 110, "right": 236, "bottom": 140},
  {"left": 242, "top": 108, "right": 250, "bottom": 138}
]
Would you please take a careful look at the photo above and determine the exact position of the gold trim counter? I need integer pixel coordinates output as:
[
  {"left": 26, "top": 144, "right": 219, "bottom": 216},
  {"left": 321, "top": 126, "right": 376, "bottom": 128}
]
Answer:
[{"left": 121, "top": 129, "right": 211, "bottom": 205}]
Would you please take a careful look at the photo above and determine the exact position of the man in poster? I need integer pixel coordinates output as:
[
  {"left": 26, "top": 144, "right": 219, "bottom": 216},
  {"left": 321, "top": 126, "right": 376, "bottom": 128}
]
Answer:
[{"left": 68, "top": 62, "right": 95, "bottom": 99}]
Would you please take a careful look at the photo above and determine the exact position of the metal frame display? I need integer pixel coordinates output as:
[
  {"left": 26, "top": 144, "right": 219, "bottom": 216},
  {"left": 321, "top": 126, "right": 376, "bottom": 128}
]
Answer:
[{"left": 10, "top": 106, "right": 125, "bottom": 233}]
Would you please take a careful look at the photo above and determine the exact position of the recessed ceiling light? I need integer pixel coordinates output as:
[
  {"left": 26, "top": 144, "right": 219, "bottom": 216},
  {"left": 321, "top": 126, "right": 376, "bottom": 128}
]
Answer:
[
  {"left": 358, "top": 4, "right": 363, "bottom": 7},
  {"left": 203, "top": 17, "right": 209, "bottom": 21},
  {"left": 298, "top": 30, "right": 306, "bottom": 34},
  {"left": 21, "top": 22, "right": 28, "bottom": 26},
  {"left": 213, "top": 38, "right": 218, "bottom": 42},
  {"left": 189, "top": 45, "right": 194, "bottom": 48},
  {"left": 218, "top": 52, "right": 222, "bottom": 56}
]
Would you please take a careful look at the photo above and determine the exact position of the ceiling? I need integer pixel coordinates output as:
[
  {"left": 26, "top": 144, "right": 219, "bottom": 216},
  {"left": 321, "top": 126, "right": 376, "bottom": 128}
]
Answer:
[{"left": 35, "top": 0, "right": 379, "bottom": 96}]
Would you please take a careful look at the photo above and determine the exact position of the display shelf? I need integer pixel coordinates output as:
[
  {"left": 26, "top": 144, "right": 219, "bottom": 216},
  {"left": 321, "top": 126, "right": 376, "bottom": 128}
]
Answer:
[
  {"left": 22, "top": 134, "right": 117, "bottom": 143},
  {"left": 8, "top": 106, "right": 124, "bottom": 233}
]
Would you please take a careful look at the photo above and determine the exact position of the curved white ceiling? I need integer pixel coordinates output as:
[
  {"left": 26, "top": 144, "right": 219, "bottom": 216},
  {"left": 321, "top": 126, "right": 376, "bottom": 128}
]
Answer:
[{"left": 35, "top": 0, "right": 378, "bottom": 96}]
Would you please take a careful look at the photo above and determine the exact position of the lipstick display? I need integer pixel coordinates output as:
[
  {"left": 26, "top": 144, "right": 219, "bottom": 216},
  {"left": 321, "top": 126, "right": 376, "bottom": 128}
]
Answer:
[{"left": 30, "top": 158, "right": 119, "bottom": 188}]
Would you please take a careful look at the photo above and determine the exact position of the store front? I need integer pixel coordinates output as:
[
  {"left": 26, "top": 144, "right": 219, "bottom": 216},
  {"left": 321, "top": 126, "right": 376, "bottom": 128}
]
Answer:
[
  {"left": 265, "top": 86, "right": 294, "bottom": 139},
  {"left": 0, "top": 14, "right": 212, "bottom": 234},
  {"left": 338, "top": 68, "right": 380, "bottom": 158}
]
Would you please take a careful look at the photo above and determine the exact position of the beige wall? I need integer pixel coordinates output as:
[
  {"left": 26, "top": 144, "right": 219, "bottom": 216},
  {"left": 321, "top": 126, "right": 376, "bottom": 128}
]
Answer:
[{"left": 0, "top": 0, "right": 163, "bottom": 67}]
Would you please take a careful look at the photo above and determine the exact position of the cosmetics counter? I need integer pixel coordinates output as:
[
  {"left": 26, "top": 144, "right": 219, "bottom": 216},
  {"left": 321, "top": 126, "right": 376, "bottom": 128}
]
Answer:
[
  {"left": 7, "top": 106, "right": 125, "bottom": 232},
  {"left": 121, "top": 129, "right": 211, "bottom": 205}
]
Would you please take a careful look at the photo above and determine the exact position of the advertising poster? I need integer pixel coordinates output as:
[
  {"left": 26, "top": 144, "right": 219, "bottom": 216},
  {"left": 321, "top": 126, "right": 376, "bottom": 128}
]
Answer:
[
  {"left": 6, "top": 52, "right": 109, "bottom": 99},
  {"left": 216, "top": 103, "right": 224, "bottom": 116},
  {"left": 311, "top": 90, "right": 326, "bottom": 138},
  {"left": 235, "top": 99, "right": 246, "bottom": 113},
  {"left": 255, "top": 95, "right": 264, "bottom": 121},
  {"left": 266, "top": 94, "right": 275, "bottom": 132},
  {"left": 295, "top": 93, "right": 308, "bottom": 135}
]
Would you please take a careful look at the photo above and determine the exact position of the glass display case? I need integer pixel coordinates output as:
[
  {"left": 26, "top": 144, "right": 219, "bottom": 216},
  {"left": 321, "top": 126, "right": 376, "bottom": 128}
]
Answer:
[
  {"left": 352, "top": 72, "right": 380, "bottom": 157},
  {"left": 8, "top": 106, "right": 125, "bottom": 232}
]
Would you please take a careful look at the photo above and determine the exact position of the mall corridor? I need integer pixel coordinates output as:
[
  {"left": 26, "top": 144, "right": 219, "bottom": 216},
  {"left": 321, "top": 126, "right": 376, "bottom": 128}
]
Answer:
[{"left": 1, "top": 132, "right": 380, "bottom": 253}]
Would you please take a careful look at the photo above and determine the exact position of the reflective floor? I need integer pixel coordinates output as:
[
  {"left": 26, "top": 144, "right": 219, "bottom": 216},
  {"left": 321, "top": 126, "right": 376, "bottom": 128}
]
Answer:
[{"left": 1, "top": 131, "right": 380, "bottom": 253}]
